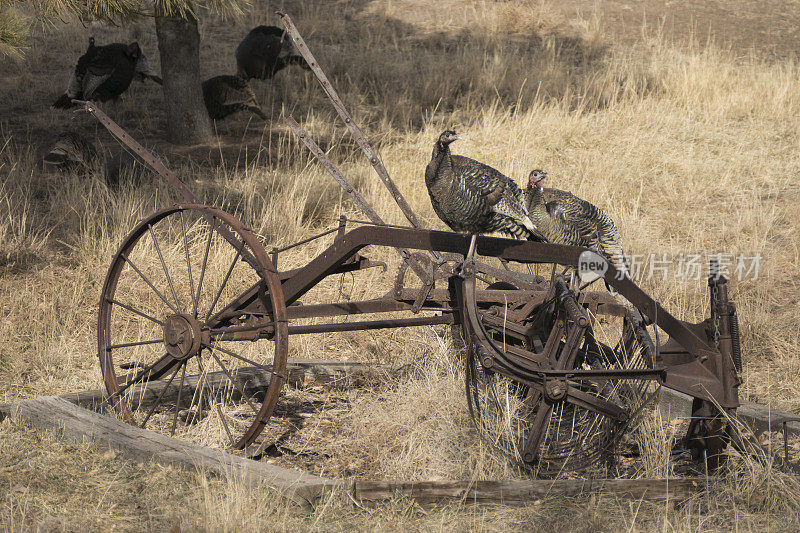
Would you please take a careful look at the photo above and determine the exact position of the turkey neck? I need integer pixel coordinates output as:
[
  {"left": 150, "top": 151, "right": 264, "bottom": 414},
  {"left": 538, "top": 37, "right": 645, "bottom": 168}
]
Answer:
[
  {"left": 425, "top": 141, "right": 454, "bottom": 190},
  {"left": 527, "top": 185, "right": 552, "bottom": 234}
]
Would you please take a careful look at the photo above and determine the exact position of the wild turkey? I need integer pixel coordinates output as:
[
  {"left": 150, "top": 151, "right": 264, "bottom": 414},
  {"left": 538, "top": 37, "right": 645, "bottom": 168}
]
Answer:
[
  {"left": 525, "top": 169, "right": 629, "bottom": 279},
  {"left": 53, "top": 38, "right": 162, "bottom": 108},
  {"left": 202, "top": 75, "right": 267, "bottom": 120},
  {"left": 43, "top": 132, "right": 100, "bottom": 172},
  {"left": 425, "top": 130, "right": 543, "bottom": 240},
  {"left": 235, "top": 25, "right": 309, "bottom": 80}
]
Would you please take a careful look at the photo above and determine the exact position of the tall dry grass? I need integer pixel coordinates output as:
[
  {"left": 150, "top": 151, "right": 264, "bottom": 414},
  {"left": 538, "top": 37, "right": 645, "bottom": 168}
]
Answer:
[{"left": 1, "top": 0, "right": 800, "bottom": 529}]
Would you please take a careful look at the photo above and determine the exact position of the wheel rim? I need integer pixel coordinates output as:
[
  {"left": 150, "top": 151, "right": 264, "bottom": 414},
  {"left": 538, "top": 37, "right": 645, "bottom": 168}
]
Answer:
[
  {"left": 98, "top": 204, "right": 287, "bottom": 449},
  {"left": 460, "top": 274, "right": 655, "bottom": 476}
]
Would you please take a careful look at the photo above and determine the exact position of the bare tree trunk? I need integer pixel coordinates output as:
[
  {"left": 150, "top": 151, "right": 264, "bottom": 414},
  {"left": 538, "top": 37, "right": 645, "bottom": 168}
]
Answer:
[{"left": 155, "top": 14, "right": 212, "bottom": 145}]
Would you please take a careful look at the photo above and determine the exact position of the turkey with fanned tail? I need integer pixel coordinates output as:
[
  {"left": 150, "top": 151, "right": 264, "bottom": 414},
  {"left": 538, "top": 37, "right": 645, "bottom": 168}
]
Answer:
[{"left": 425, "top": 130, "right": 544, "bottom": 241}]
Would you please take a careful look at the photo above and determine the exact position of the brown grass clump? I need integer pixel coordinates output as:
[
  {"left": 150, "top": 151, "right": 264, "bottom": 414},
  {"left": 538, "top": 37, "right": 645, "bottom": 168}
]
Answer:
[{"left": 334, "top": 331, "right": 523, "bottom": 481}]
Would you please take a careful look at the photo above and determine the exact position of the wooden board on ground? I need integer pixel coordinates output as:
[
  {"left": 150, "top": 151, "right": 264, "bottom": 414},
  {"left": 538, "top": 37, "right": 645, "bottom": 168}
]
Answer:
[
  {"left": 4, "top": 396, "right": 337, "bottom": 506},
  {"left": 737, "top": 403, "right": 800, "bottom": 437},
  {"left": 0, "top": 359, "right": 393, "bottom": 417},
  {"left": 659, "top": 388, "right": 800, "bottom": 437},
  {"left": 2, "top": 363, "right": 798, "bottom": 509},
  {"left": 1, "top": 394, "right": 716, "bottom": 509},
  {"left": 354, "top": 478, "right": 709, "bottom": 506},
  {"left": 4, "top": 365, "right": 795, "bottom": 441}
]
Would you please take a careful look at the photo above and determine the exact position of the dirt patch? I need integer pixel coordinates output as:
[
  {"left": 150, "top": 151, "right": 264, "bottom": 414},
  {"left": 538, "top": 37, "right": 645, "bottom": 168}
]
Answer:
[
  {"left": 392, "top": 0, "right": 800, "bottom": 59},
  {"left": 558, "top": 0, "right": 800, "bottom": 59}
]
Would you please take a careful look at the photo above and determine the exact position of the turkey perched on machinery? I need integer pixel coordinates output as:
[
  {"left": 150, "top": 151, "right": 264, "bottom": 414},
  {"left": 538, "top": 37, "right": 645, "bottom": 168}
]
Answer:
[
  {"left": 43, "top": 132, "right": 100, "bottom": 172},
  {"left": 235, "top": 25, "right": 309, "bottom": 80},
  {"left": 425, "top": 130, "right": 543, "bottom": 240},
  {"left": 525, "top": 169, "right": 629, "bottom": 279},
  {"left": 53, "top": 38, "right": 162, "bottom": 108},
  {"left": 202, "top": 75, "right": 267, "bottom": 121}
]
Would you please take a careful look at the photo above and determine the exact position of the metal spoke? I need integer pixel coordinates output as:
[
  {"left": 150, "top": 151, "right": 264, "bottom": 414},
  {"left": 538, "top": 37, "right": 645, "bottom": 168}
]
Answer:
[
  {"left": 120, "top": 254, "right": 180, "bottom": 315},
  {"left": 520, "top": 390, "right": 549, "bottom": 463},
  {"left": 180, "top": 210, "right": 198, "bottom": 317},
  {"left": 115, "top": 354, "right": 172, "bottom": 396},
  {"left": 207, "top": 348, "right": 259, "bottom": 415},
  {"left": 108, "top": 298, "right": 164, "bottom": 326},
  {"left": 204, "top": 343, "right": 270, "bottom": 371},
  {"left": 564, "top": 387, "right": 627, "bottom": 421},
  {"left": 171, "top": 361, "right": 188, "bottom": 436},
  {"left": 216, "top": 404, "right": 236, "bottom": 447},
  {"left": 193, "top": 217, "right": 216, "bottom": 318},
  {"left": 108, "top": 338, "right": 163, "bottom": 350},
  {"left": 204, "top": 244, "right": 242, "bottom": 323},
  {"left": 140, "top": 361, "right": 183, "bottom": 429},
  {"left": 148, "top": 223, "right": 182, "bottom": 313}
]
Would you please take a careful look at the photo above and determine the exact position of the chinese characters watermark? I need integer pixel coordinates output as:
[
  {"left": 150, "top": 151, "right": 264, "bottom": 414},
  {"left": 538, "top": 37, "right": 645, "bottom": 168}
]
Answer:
[{"left": 578, "top": 252, "right": 762, "bottom": 282}]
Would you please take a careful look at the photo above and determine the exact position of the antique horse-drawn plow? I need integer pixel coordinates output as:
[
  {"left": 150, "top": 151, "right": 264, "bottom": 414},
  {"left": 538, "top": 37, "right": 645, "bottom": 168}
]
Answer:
[{"left": 88, "top": 14, "right": 743, "bottom": 476}]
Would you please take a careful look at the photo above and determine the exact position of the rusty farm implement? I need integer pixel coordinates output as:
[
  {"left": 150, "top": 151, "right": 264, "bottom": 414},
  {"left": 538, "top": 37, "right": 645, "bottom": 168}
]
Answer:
[{"left": 86, "top": 13, "right": 745, "bottom": 476}]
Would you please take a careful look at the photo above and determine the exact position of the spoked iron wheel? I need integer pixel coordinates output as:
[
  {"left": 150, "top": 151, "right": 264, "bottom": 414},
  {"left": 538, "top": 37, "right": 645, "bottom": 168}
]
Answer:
[
  {"left": 458, "top": 271, "right": 657, "bottom": 476},
  {"left": 98, "top": 204, "right": 288, "bottom": 450}
]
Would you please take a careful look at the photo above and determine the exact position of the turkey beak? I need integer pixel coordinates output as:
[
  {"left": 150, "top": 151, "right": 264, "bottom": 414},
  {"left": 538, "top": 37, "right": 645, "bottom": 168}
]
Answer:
[{"left": 531, "top": 174, "right": 546, "bottom": 189}]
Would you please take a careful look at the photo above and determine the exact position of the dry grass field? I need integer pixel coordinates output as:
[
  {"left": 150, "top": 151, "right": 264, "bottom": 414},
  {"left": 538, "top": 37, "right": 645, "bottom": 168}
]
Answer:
[{"left": 2, "top": 0, "right": 800, "bottom": 530}]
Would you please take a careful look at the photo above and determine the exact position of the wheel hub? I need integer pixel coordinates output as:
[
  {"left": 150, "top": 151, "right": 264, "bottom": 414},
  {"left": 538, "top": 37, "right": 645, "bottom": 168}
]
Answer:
[
  {"left": 163, "top": 314, "right": 203, "bottom": 360},
  {"left": 544, "top": 378, "right": 568, "bottom": 402}
]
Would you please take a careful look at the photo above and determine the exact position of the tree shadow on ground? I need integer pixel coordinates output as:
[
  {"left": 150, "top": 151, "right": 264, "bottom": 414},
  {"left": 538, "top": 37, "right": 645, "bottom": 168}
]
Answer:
[{"left": 0, "top": 0, "right": 647, "bottom": 174}]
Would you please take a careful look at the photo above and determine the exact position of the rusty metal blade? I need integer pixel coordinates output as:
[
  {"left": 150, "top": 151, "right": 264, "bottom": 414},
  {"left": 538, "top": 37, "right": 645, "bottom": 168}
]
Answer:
[
  {"left": 278, "top": 13, "right": 422, "bottom": 229},
  {"left": 278, "top": 13, "right": 444, "bottom": 263},
  {"left": 284, "top": 116, "right": 432, "bottom": 283}
]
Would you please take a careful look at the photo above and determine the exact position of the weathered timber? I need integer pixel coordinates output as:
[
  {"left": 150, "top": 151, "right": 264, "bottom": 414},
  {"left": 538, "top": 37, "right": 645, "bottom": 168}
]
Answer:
[
  {"left": 659, "top": 388, "right": 800, "bottom": 437},
  {"left": 4, "top": 376, "right": 797, "bottom": 445},
  {"left": 354, "top": 478, "right": 709, "bottom": 506},
  {"left": 111, "top": 358, "right": 390, "bottom": 412},
  {"left": 737, "top": 403, "right": 800, "bottom": 437},
  {"left": 0, "top": 359, "right": 390, "bottom": 418},
  {"left": 5, "top": 396, "right": 336, "bottom": 505}
]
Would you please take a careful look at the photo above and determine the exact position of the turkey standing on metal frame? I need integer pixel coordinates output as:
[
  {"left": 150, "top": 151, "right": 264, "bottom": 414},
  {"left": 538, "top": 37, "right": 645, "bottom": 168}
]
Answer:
[
  {"left": 425, "top": 130, "right": 544, "bottom": 240},
  {"left": 525, "top": 169, "right": 629, "bottom": 281}
]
